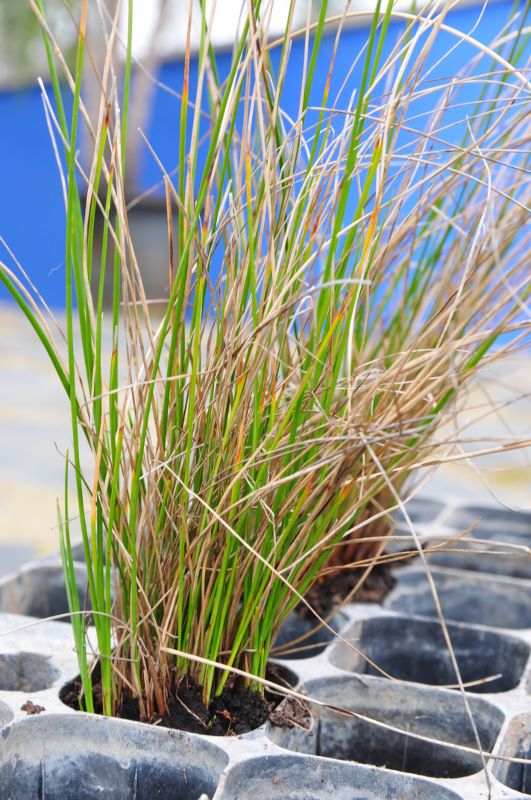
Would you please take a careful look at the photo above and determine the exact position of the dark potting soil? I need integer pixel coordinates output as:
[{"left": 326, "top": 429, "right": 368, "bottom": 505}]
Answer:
[
  {"left": 59, "top": 664, "right": 303, "bottom": 736},
  {"left": 305, "top": 560, "right": 396, "bottom": 616}
]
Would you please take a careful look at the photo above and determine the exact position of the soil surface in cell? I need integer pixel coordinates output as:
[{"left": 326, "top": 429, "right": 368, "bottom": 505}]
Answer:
[
  {"left": 306, "top": 560, "right": 396, "bottom": 615},
  {"left": 60, "top": 664, "right": 307, "bottom": 736}
]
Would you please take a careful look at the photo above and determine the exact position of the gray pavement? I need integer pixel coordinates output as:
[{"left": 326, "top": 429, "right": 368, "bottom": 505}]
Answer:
[{"left": 0, "top": 304, "right": 77, "bottom": 574}]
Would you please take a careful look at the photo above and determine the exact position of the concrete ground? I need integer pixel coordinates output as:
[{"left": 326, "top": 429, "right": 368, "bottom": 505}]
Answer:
[
  {"left": 1, "top": 302, "right": 530, "bottom": 577},
  {"left": 0, "top": 304, "right": 92, "bottom": 576}
]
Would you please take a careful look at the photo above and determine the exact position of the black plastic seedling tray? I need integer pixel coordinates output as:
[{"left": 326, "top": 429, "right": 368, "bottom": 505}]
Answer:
[{"left": 0, "top": 499, "right": 530, "bottom": 799}]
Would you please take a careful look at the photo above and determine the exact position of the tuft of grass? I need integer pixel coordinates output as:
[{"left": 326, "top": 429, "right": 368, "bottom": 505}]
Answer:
[{"left": 1, "top": 0, "right": 530, "bottom": 719}]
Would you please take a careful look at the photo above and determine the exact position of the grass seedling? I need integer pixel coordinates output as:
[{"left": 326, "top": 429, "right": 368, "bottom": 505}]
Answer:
[{"left": 1, "top": 0, "right": 529, "bottom": 721}]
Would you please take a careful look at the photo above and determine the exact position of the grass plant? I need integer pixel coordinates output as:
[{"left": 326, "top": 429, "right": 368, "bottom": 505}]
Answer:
[{"left": 1, "top": 0, "right": 530, "bottom": 721}]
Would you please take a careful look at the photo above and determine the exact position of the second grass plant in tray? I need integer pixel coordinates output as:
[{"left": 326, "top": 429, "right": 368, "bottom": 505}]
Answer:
[{"left": 2, "top": 0, "right": 530, "bottom": 723}]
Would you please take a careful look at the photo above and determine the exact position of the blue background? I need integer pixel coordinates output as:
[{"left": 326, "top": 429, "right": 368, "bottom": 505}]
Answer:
[{"left": 0, "top": 0, "right": 524, "bottom": 307}]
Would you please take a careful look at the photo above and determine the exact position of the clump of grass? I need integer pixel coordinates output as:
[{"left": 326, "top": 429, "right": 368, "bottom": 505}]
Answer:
[{"left": 1, "top": 0, "right": 529, "bottom": 720}]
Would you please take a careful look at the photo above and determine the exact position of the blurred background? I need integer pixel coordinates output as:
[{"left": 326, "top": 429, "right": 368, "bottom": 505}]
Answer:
[{"left": 0, "top": 0, "right": 530, "bottom": 575}]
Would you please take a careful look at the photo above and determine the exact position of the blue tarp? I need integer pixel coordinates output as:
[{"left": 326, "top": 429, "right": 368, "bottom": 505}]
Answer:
[{"left": 0, "top": 0, "right": 524, "bottom": 307}]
